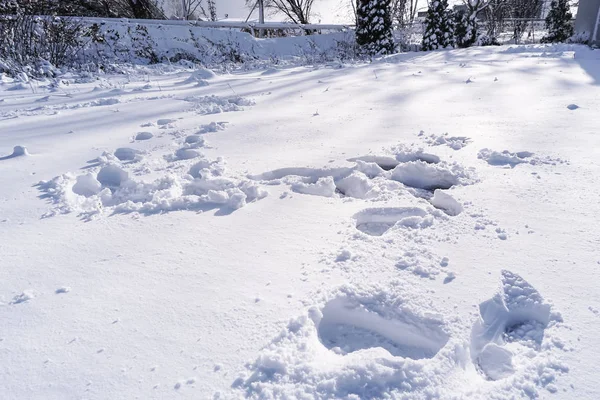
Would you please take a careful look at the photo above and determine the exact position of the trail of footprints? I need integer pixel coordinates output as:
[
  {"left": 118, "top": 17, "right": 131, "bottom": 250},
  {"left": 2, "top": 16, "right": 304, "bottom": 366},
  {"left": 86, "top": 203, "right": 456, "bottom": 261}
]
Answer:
[
  {"left": 236, "top": 135, "right": 569, "bottom": 397},
  {"left": 36, "top": 95, "right": 264, "bottom": 219}
]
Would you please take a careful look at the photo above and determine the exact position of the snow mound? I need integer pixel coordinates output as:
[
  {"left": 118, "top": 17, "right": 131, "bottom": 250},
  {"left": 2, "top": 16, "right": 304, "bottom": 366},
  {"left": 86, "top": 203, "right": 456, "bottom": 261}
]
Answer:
[
  {"left": 191, "top": 68, "right": 216, "bottom": 80},
  {"left": 180, "top": 68, "right": 216, "bottom": 85},
  {"left": 391, "top": 161, "right": 463, "bottom": 190},
  {"left": 238, "top": 283, "right": 453, "bottom": 399},
  {"left": 354, "top": 207, "right": 430, "bottom": 236},
  {"left": 0, "top": 145, "right": 29, "bottom": 160},
  {"left": 478, "top": 148, "right": 566, "bottom": 167},
  {"left": 430, "top": 189, "right": 463, "bottom": 216}
]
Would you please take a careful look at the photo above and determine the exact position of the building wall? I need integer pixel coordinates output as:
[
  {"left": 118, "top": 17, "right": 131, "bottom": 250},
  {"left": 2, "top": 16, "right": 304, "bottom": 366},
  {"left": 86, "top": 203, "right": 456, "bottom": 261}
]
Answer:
[{"left": 575, "top": 0, "right": 600, "bottom": 43}]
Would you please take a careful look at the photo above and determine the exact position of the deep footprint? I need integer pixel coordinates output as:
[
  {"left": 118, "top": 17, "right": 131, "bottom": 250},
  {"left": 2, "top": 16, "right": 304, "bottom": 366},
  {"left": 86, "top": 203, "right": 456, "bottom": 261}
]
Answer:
[
  {"left": 470, "top": 270, "right": 554, "bottom": 381},
  {"left": 353, "top": 207, "right": 429, "bottom": 236},
  {"left": 317, "top": 297, "right": 449, "bottom": 359}
]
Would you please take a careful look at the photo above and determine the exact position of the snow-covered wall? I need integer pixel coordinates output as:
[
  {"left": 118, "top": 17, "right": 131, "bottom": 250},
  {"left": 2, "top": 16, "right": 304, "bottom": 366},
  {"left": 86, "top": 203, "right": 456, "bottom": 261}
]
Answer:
[{"left": 84, "top": 19, "right": 356, "bottom": 68}]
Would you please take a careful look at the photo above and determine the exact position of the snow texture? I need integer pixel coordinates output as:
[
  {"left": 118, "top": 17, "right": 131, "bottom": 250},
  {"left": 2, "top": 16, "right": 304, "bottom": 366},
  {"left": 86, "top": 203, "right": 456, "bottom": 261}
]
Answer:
[{"left": 2, "top": 44, "right": 596, "bottom": 400}]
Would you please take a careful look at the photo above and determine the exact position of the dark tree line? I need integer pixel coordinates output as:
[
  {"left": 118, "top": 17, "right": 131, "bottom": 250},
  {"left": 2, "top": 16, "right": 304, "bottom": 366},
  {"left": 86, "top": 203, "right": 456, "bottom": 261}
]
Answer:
[{"left": 0, "top": 0, "right": 166, "bottom": 19}]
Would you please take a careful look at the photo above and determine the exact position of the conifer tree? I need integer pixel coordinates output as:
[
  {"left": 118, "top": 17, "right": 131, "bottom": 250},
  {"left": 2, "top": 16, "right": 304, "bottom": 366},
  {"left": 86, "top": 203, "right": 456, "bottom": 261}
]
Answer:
[
  {"left": 541, "top": 0, "right": 573, "bottom": 43},
  {"left": 422, "top": 0, "right": 455, "bottom": 51},
  {"left": 454, "top": 9, "right": 478, "bottom": 48},
  {"left": 356, "top": 0, "right": 395, "bottom": 56}
]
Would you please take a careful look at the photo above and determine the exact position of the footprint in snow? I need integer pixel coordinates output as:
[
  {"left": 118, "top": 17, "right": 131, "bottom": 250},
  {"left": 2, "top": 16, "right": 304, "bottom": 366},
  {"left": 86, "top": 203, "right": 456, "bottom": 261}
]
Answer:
[
  {"left": 470, "top": 270, "right": 560, "bottom": 381},
  {"left": 353, "top": 207, "right": 431, "bottom": 236}
]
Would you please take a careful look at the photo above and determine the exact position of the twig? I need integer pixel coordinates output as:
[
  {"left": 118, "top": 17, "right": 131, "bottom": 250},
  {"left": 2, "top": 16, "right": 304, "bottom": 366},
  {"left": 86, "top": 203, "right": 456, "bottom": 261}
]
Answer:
[{"left": 227, "top": 83, "right": 237, "bottom": 95}]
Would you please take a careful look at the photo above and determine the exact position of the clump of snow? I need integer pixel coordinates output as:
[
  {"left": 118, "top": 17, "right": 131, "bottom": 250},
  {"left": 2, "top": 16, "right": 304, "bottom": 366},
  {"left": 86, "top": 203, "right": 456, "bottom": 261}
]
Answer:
[
  {"left": 184, "top": 135, "right": 204, "bottom": 145},
  {"left": 422, "top": 133, "right": 471, "bottom": 150},
  {"left": 114, "top": 147, "right": 143, "bottom": 161},
  {"left": 175, "top": 148, "right": 202, "bottom": 160},
  {"left": 391, "top": 144, "right": 440, "bottom": 164},
  {"left": 90, "top": 98, "right": 120, "bottom": 107},
  {"left": 157, "top": 118, "right": 177, "bottom": 126},
  {"left": 391, "top": 161, "right": 462, "bottom": 190},
  {"left": 478, "top": 343, "right": 515, "bottom": 380},
  {"left": 134, "top": 132, "right": 153, "bottom": 141},
  {"left": 196, "top": 121, "right": 226, "bottom": 134},
  {"left": 334, "top": 171, "right": 374, "bottom": 198},
  {"left": 430, "top": 189, "right": 463, "bottom": 216},
  {"left": 180, "top": 68, "right": 216, "bottom": 85},
  {"left": 354, "top": 160, "right": 385, "bottom": 178},
  {"left": 10, "top": 290, "right": 35, "bottom": 304},
  {"left": 72, "top": 173, "right": 102, "bottom": 197},
  {"left": 97, "top": 165, "right": 129, "bottom": 188},
  {"left": 0, "top": 145, "right": 29, "bottom": 160},
  {"left": 11, "top": 145, "right": 29, "bottom": 156},
  {"left": 291, "top": 176, "right": 336, "bottom": 197},
  {"left": 335, "top": 249, "right": 352, "bottom": 262}
]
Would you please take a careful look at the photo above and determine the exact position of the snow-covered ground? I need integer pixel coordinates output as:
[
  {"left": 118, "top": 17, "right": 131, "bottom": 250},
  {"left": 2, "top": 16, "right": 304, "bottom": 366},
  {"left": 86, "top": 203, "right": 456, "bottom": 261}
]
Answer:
[{"left": 1, "top": 44, "right": 600, "bottom": 399}]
